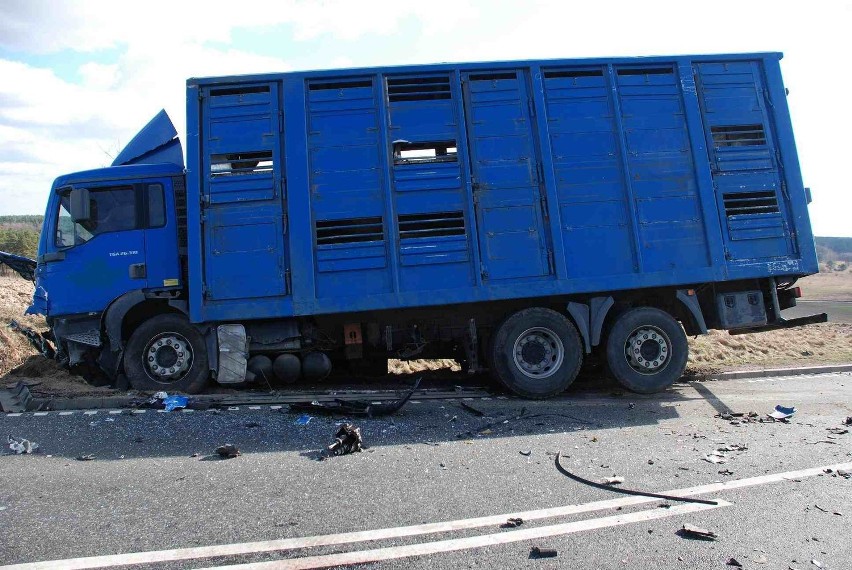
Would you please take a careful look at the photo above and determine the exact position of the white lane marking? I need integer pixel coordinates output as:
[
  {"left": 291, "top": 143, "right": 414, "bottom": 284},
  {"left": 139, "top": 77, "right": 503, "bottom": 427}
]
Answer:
[
  {"left": 33, "top": 412, "right": 49, "bottom": 416},
  {"left": 203, "top": 501, "right": 731, "bottom": 570},
  {"left": 131, "top": 410, "right": 145, "bottom": 414},
  {"left": 3, "top": 461, "right": 848, "bottom": 570},
  {"left": 83, "top": 411, "right": 97, "bottom": 416},
  {"left": 58, "top": 412, "right": 74, "bottom": 416},
  {"left": 5, "top": 413, "right": 22, "bottom": 417},
  {"left": 270, "top": 406, "right": 282, "bottom": 410},
  {"left": 108, "top": 410, "right": 122, "bottom": 415},
  {"left": 248, "top": 406, "right": 261, "bottom": 410}
]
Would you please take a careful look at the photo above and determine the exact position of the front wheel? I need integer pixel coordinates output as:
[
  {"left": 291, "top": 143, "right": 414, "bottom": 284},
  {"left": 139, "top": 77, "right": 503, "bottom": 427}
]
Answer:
[
  {"left": 124, "top": 314, "right": 210, "bottom": 394},
  {"left": 490, "top": 307, "right": 583, "bottom": 399},
  {"left": 604, "top": 307, "right": 688, "bottom": 394}
]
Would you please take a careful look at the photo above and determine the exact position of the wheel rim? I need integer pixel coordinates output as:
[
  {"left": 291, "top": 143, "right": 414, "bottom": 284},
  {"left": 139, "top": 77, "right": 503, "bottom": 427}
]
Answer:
[
  {"left": 512, "top": 327, "right": 564, "bottom": 379},
  {"left": 624, "top": 326, "right": 671, "bottom": 375},
  {"left": 143, "top": 332, "right": 193, "bottom": 384}
]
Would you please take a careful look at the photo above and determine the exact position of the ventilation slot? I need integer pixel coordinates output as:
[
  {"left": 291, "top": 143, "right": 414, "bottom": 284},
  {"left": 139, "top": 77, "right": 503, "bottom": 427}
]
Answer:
[
  {"left": 316, "top": 217, "right": 384, "bottom": 245},
  {"left": 309, "top": 79, "right": 372, "bottom": 91},
  {"left": 209, "top": 85, "right": 270, "bottom": 97},
  {"left": 173, "top": 176, "right": 187, "bottom": 252},
  {"left": 723, "top": 191, "right": 780, "bottom": 216},
  {"left": 398, "top": 211, "right": 465, "bottom": 239},
  {"left": 387, "top": 76, "right": 451, "bottom": 102},
  {"left": 469, "top": 72, "right": 516, "bottom": 81},
  {"left": 210, "top": 151, "right": 273, "bottom": 176},
  {"left": 711, "top": 124, "right": 767, "bottom": 147},
  {"left": 616, "top": 67, "right": 673, "bottom": 76},
  {"left": 544, "top": 69, "right": 603, "bottom": 79}
]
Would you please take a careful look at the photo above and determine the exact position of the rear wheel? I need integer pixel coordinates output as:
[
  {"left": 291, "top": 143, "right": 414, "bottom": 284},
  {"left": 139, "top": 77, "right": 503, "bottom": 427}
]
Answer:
[
  {"left": 604, "top": 307, "right": 687, "bottom": 394},
  {"left": 490, "top": 307, "right": 583, "bottom": 399},
  {"left": 124, "top": 314, "right": 210, "bottom": 394}
]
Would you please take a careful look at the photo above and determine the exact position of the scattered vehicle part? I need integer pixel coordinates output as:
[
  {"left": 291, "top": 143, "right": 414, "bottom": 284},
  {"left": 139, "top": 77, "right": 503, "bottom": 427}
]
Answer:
[
  {"left": 7, "top": 435, "right": 38, "bottom": 454},
  {"left": 501, "top": 517, "right": 524, "bottom": 528},
  {"left": 726, "top": 558, "right": 743, "bottom": 567},
  {"left": 845, "top": 416, "right": 852, "bottom": 426},
  {"left": 8, "top": 320, "right": 55, "bottom": 359},
  {"left": 289, "top": 378, "right": 421, "bottom": 417},
  {"left": 76, "top": 454, "right": 95, "bottom": 461},
  {"left": 703, "top": 453, "right": 727, "bottom": 464},
  {"left": 215, "top": 444, "right": 240, "bottom": 459},
  {"left": 163, "top": 395, "right": 189, "bottom": 412},
  {"left": 529, "top": 547, "right": 558, "bottom": 559},
  {"left": 0, "top": 251, "right": 36, "bottom": 281},
  {"left": 602, "top": 476, "right": 625, "bottom": 485},
  {"left": 770, "top": 405, "right": 796, "bottom": 420},
  {"left": 719, "top": 469, "right": 734, "bottom": 476},
  {"left": 326, "top": 424, "right": 362, "bottom": 456},
  {"left": 519, "top": 450, "right": 532, "bottom": 457},
  {"left": 294, "top": 414, "right": 313, "bottom": 426},
  {"left": 678, "top": 524, "right": 717, "bottom": 540},
  {"left": 718, "top": 444, "right": 747, "bottom": 452},
  {"left": 460, "top": 402, "right": 485, "bottom": 417},
  {"left": 0, "top": 381, "right": 33, "bottom": 413},
  {"left": 554, "top": 452, "right": 718, "bottom": 505},
  {"left": 811, "top": 560, "right": 823, "bottom": 568}
]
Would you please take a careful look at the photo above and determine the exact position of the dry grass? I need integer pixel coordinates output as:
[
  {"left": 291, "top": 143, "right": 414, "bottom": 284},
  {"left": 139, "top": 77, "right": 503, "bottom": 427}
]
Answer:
[
  {"left": 798, "top": 270, "right": 852, "bottom": 301},
  {"left": 0, "top": 276, "right": 48, "bottom": 377}
]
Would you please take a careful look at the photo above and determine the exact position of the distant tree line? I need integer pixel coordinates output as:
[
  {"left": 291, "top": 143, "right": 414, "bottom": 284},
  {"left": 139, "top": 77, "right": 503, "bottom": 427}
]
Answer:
[{"left": 0, "top": 216, "right": 42, "bottom": 275}]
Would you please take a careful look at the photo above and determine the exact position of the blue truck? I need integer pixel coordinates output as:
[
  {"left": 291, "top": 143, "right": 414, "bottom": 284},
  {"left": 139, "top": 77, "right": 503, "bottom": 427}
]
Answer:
[{"left": 0, "top": 52, "right": 826, "bottom": 398}]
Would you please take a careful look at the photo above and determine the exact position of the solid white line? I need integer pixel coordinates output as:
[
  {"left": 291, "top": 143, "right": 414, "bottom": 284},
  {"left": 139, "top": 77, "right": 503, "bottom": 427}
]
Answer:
[
  {"left": 202, "top": 501, "right": 731, "bottom": 570},
  {"left": 2, "top": 461, "right": 848, "bottom": 570}
]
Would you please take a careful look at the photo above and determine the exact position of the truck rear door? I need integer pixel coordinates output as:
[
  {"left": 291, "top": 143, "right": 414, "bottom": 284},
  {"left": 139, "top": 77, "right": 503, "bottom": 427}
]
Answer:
[
  {"left": 199, "top": 82, "right": 289, "bottom": 301},
  {"left": 462, "top": 70, "right": 553, "bottom": 281}
]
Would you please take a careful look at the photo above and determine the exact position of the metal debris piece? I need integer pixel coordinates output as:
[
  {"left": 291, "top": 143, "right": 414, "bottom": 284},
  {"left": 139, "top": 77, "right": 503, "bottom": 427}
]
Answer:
[
  {"left": 8, "top": 320, "right": 55, "bottom": 358},
  {"left": 7, "top": 435, "right": 38, "bottom": 454},
  {"left": 529, "top": 546, "right": 557, "bottom": 559},
  {"left": 326, "top": 424, "right": 362, "bottom": 456},
  {"left": 76, "top": 454, "right": 95, "bottom": 461},
  {"left": 289, "top": 378, "right": 421, "bottom": 417},
  {"left": 501, "top": 517, "right": 524, "bottom": 528},
  {"left": 0, "top": 381, "right": 33, "bottom": 413},
  {"left": 726, "top": 558, "right": 743, "bottom": 567},
  {"left": 602, "top": 476, "right": 625, "bottom": 485},
  {"left": 678, "top": 524, "right": 717, "bottom": 540},
  {"left": 215, "top": 444, "right": 241, "bottom": 459},
  {"left": 770, "top": 405, "right": 796, "bottom": 420}
]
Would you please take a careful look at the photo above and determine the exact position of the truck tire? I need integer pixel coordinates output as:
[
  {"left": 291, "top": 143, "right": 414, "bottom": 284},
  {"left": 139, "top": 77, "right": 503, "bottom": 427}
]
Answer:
[
  {"left": 604, "top": 307, "right": 688, "bottom": 394},
  {"left": 490, "top": 307, "right": 583, "bottom": 399},
  {"left": 124, "top": 314, "right": 210, "bottom": 394}
]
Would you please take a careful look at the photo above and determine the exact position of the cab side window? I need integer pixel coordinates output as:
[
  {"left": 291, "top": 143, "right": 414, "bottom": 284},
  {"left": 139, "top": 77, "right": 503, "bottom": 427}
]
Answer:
[{"left": 55, "top": 186, "right": 136, "bottom": 247}]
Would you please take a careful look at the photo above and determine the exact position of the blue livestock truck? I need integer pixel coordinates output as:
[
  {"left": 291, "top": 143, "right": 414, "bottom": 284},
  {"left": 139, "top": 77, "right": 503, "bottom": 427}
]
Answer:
[{"left": 0, "top": 52, "right": 826, "bottom": 398}]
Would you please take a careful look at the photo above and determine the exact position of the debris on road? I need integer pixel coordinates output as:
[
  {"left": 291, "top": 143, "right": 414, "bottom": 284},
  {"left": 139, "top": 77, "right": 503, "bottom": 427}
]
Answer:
[
  {"left": 163, "top": 395, "right": 189, "bottom": 412},
  {"left": 215, "top": 444, "right": 241, "bottom": 459},
  {"left": 844, "top": 416, "right": 852, "bottom": 426},
  {"left": 703, "top": 452, "right": 727, "bottom": 464},
  {"left": 0, "top": 381, "right": 33, "bottom": 412},
  {"left": 836, "top": 469, "right": 851, "bottom": 479},
  {"left": 7, "top": 435, "right": 38, "bottom": 454},
  {"left": 326, "top": 424, "right": 363, "bottom": 457},
  {"left": 811, "top": 560, "right": 823, "bottom": 568},
  {"left": 827, "top": 427, "right": 849, "bottom": 435},
  {"left": 529, "top": 546, "right": 558, "bottom": 559},
  {"left": 554, "top": 452, "right": 718, "bottom": 505},
  {"left": 602, "top": 476, "right": 625, "bottom": 485},
  {"left": 501, "top": 517, "right": 524, "bottom": 528},
  {"left": 719, "top": 469, "right": 734, "bottom": 476},
  {"left": 289, "top": 378, "right": 421, "bottom": 418},
  {"left": 718, "top": 444, "right": 747, "bottom": 452},
  {"left": 294, "top": 414, "right": 314, "bottom": 426},
  {"left": 770, "top": 405, "right": 796, "bottom": 421},
  {"left": 519, "top": 450, "right": 532, "bottom": 457},
  {"left": 76, "top": 454, "right": 95, "bottom": 461},
  {"left": 678, "top": 524, "right": 718, "bottom": 540},
  {"left": 460, "top": 401, "right": 485, "bottom": 417},
  {"left": 726, "top": 558, "right": 743, "bottom": 567}
]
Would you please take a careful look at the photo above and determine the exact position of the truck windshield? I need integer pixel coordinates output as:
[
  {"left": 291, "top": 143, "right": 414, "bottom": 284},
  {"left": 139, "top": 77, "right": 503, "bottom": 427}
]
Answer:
[{"left": 55, "top": 186, "right": 136, "bottom": 248}]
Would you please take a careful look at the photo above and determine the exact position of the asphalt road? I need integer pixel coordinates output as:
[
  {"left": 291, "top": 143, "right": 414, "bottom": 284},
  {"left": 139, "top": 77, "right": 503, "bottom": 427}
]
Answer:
[{"left": 1, "top": 373, "right": 851, "bottom": 569}]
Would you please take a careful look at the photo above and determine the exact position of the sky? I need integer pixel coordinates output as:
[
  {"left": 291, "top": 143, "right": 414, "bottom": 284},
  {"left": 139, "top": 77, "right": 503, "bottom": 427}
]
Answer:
[{"left": 0, "top": 0, "right": 850, "bottom": 236}]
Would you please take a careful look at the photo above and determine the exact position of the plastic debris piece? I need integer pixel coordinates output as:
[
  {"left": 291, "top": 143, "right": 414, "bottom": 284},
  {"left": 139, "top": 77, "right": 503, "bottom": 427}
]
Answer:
[
  {"left": 678, "top": 524, "right": 717, "bottom": 540},
  {"left": 836, "top": 469, "right": 851, "bottom": 479},
  {"left": 718, "top": 444, "right": 747, "bottom": 452},
  {"left": 7, "top": 435, "right": 38, "bottom": 454},
  {"left": 530, "top": 546, "right": 557, "bottom": 559},
  {"left": 703, "top": 454, "right": 726, "bottom": 464},
  {"left": 326, "top": 423, "right": 362, "bottom": 457},
  {"left": 811, "top": 560, "right": 822, "bottom": 568},
  {"left": 602, "top": 476, "right": 625, "bottom": 485},
  {"left": 844, "top": 416, "right": 852, "bottom": 426},
  {"left": 289, "top": 378, "right": 421, "bottom": 417},
  {"left": 769, "top": 405, "right": 796, "bottom": 420},
  {"left": 726, "top": 558, "right": 743, "bottom": 567},
  {"left": 163, "top": 395, "right": 189, "bottom": 412},
  {"left": 295, "top": 414, "right": 314, "bottom": 426},
  {"left": 719, "top": 469, "right": 734, "bottom": 476},
  {"left": 76, "top": 454, "right": 95, "bottom": 461},
  {"left": 215, "top": 444, "right": 240, "bottom": 459},
  {"left": 519, "top": 450, "right": 532, "bottom": 457},
  {"left": 501, "top": 517, "right": 524, "bottom": 528}
]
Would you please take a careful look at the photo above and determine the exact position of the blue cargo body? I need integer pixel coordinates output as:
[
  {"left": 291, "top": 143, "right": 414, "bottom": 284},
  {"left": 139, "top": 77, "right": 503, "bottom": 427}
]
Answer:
[{"left": 186, "top": 52, "right": 816, "bottom": 324}]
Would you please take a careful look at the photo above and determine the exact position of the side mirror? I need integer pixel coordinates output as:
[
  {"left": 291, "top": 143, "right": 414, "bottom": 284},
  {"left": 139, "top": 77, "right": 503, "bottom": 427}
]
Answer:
[{"left": 69, "top": 188, "right": 91, "bottom": 223}]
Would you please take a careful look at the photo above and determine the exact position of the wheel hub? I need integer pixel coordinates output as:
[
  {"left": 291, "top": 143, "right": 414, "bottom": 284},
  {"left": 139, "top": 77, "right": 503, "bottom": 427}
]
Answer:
[
  {"left": 513, "top": 327, "right": 564, "bottom": 379},
  {"left": 144, "top": 334, "right": 191, "bottom": 382},
  {"left": 625, "top": 326, "right": 670, "bottom": 375}
]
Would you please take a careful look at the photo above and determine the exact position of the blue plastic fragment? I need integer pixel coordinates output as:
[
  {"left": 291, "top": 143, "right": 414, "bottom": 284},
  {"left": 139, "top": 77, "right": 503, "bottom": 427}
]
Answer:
[
  {"left": 295, "top": 414, "right": 314, "bottom": 426},
  {"left": 163, "top": 395, "right": 189, "bottom": 412},
  {"left": 770, "top": 405, "right": 796, "bottom": 419}
]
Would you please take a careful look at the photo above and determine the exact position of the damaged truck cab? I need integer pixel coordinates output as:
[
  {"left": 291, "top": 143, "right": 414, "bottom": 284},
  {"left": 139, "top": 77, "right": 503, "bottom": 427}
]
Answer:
[{"left": 8, "top": 52, "right": 826, "bottom": 398}]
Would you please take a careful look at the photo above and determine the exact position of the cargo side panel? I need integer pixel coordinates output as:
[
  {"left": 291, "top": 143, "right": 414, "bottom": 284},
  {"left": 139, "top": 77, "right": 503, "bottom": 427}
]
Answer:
[{"left": 200, "top": 83, "right": 289, "bottom": 306}]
